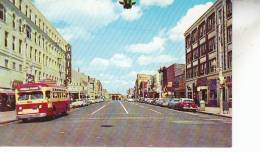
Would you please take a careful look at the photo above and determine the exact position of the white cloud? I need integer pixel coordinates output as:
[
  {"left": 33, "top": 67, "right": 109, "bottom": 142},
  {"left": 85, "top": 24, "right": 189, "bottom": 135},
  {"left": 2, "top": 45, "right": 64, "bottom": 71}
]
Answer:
[
  {"left": 168, "top": 2, "right": 213, "bottom": 41},
  {"left": 89, "top": 53, "right": 133, "bottom": 69},
  {"left": 110, "top": 54, "right": 133, "bottom": 68},
  {"left": 137, "top": 54, "right": 176, "bottom": 65},
  {"left": 128, "top": 36, "right": 166, "bottom": 54},
  {"left": 89, "top": 58, "right": 110, "bottom": 68},
  {"left": 121, "top": 6, "right": 143, "bottom": 21},
  {"left": 141, "top": 0, "right": 174, "bottom": 7},
  {"left": 34, "top": 0, "right": 119, "bottom": 41}
]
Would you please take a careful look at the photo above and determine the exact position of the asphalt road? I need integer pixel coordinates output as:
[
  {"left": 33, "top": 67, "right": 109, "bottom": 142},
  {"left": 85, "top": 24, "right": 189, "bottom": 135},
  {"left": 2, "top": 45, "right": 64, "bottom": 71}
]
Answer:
[{"left": 0, "top": 100, "right": 232, "bottom": 147}]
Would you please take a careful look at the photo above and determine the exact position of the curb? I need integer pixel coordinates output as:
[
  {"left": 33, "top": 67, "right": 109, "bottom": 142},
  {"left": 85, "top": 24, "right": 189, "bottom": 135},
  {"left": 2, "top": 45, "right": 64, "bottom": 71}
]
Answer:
[
  {"left": 198, "top": 111, "right": 232, "bottom": 118},
  {"left": 0, "top": 119, "right": 18, "bottom": 125}
]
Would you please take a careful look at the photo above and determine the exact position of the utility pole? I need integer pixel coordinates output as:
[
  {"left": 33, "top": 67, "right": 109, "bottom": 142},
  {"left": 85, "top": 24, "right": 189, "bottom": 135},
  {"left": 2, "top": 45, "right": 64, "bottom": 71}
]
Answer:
[{"left": 217, "top": 8, "right": 225, "bottom": 114}]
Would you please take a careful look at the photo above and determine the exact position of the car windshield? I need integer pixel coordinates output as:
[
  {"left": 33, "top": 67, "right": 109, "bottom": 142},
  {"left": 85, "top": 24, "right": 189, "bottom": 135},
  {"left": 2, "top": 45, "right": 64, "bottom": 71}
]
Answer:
[{"left": 18, "top": 92, "right": 43, "bottom": 101}]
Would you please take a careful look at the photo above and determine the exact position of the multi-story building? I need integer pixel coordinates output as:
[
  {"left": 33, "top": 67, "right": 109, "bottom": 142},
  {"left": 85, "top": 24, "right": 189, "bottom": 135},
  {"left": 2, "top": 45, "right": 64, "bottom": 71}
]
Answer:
[
  {"left": 87, "top": 78, "right": 96, "bottom": 100},
  {"left": 159, "top": 64, "right": 185, "bottom": 98},
  {"left": 67, "top": 69, "right": 89, "bottom": 101},
  {"left": 174, "top": 68, "right": 186, "bottom": 98},
  {"left": 184, "top": 0, "right": 232, "bottom": 107},
  {"left": 134, "top": 74, "right": 152, "bottom": 98},
  {"left": 127, "top": 88, "right": 134, "bottom": 98},
  {"left": 0, "top": 0, "right": 71, "bottom": 110}
]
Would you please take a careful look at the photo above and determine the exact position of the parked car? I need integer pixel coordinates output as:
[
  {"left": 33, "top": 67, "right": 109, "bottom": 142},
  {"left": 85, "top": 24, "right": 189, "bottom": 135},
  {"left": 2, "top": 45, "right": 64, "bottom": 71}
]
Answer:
[
  {"left": 155, "top": 98, "right": 163, "bottom": 106},
  {"left": 174, "top": 98, "right": 198, "bottom": 112},
  {"left": 127, "top": 98, "right": 134, "bottom": 102},
  {"left": 161, "top": 98, "right": 170, "bottom": 107},
  {"left": 168, "top": 98, "right": 180, "bottom": 109},
  {"left": 150, "top": 98, "right": 156, "bottom": 105},
  {"left": 70, "top": 99, "right": 84, "bottom": 108}
]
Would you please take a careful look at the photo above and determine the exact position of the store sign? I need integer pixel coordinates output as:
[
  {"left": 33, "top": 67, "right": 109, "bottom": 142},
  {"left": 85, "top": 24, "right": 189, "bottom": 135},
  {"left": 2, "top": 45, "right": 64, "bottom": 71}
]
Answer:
[
  {"left": 20, "top": 86, "right": 40, "bottom": 91},
  {"left": 167, "top": 82, "right": 172, "bottom": 87},
  {"left": 197, "top": 77, "right": 207, "bottom": 86}
]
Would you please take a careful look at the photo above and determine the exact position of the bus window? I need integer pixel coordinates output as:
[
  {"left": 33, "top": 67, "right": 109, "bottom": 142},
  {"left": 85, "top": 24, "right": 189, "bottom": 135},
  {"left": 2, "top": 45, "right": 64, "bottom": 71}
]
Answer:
[
  {"left": 18, "top": 92, "right": 43, "bottom": 101},
  {"left": 53, "top": 92, "right": 58, "bottom": 98},
  {"left": 46, "top": 91, "right": 50, "bottom": 99},
  {"left": 31, "top": 92, "right": 43, "bottom": 100},
  {"left": 18, "top": 93, "right": 30, "bottom": 101}
]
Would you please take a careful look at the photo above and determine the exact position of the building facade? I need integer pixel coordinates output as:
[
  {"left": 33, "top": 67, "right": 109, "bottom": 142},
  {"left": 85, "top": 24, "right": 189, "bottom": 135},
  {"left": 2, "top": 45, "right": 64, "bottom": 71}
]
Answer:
[
  {"left": 159, "top": 64, "right": 185, "bottom": 98},
  {"left": 184, "top": 0, "right": 232, "bottom": 107},
  {"left": 67, "top": 69, "right": 89, "bottom": 101},
  {"left": 134, "top": 74, "right": 152, "bottom": 98},
  {"left": 0, "top": 0, "right": 71, "bottom": 110}
]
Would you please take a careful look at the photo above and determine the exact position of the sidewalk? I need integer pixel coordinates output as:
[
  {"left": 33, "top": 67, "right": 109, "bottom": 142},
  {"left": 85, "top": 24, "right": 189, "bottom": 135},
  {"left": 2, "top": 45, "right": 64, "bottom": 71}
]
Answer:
[
  {"left": 198, "top": 107, "right": 232, "bottom": 118},
  {"left": 0, "top": 110, "right": 17, "bottom": 124}
]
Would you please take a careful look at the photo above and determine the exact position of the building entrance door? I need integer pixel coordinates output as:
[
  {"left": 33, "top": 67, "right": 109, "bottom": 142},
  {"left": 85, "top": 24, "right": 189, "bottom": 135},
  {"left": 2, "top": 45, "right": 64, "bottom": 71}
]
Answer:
[{"left": 201, "top": 89, "right": 207, "bottom": 102}]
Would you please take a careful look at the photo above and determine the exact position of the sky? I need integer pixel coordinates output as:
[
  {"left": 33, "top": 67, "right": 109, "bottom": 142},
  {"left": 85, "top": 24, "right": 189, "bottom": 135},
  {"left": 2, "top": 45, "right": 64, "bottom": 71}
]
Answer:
[{"left": 33, "top": 0, "right": 216, "bottom": 94}]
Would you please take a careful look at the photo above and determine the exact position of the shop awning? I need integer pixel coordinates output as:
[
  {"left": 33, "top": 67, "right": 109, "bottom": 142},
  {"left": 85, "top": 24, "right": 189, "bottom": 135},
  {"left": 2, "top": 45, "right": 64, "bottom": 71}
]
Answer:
[{"left": 0, "top": 89, "right": 15, "bottom": 95}]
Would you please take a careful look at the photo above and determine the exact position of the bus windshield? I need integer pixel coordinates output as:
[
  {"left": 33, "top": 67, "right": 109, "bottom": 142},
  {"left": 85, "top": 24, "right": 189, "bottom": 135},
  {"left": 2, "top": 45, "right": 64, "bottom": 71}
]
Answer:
[{"left": 18, "top": 92, "right": 43, "bottom": 101}]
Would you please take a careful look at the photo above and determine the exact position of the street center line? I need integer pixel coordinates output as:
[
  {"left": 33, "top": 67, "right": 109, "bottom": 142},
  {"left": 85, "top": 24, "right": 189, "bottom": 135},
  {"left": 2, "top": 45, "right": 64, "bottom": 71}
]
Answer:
[
  {"left": 149, "top": 109, "right": 162, "bottom": 114},
  {"left": 119, "top": 101, "right": 129, "bottom": 114},
  {"left": 91, "top": 104, "right": 107, "bottom": 115}
]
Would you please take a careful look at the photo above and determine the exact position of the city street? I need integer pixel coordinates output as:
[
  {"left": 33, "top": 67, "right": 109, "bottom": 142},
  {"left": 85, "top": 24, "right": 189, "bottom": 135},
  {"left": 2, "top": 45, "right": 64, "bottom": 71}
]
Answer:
[{"left": 0, "top": 100, "right": 232, "bottom": 147}]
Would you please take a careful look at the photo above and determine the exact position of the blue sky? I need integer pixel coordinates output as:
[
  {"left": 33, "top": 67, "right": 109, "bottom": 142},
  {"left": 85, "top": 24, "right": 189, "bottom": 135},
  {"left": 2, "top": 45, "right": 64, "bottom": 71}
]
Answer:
[{"left": 34, "top": 0, "right": 215, "bottom": 94}]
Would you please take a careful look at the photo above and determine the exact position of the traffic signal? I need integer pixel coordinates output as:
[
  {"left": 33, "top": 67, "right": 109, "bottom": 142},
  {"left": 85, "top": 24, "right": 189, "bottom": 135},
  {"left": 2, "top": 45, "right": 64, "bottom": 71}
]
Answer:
[{"left": 119, "top": 0, "right": 136, "bottom": 9}]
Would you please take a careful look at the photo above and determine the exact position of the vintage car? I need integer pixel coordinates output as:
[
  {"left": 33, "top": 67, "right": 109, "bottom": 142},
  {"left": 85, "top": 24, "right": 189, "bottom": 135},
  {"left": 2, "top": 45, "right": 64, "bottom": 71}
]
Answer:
[{"left": 173, "top": 98, "right": 198, "bottom": 112}]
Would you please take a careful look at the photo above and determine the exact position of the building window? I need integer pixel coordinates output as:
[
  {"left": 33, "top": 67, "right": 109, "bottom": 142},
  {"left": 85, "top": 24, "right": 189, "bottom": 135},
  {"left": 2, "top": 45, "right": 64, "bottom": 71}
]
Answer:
[
  {"left": 38, "top": 35, "right": 41, "bottom": 46},
  {"left": 209, "top": 58, "right": 217, "bottom": 73},
  {"left": 19, "top": 64, "right": 22, "bottom": 72},
  {"left": 207, "top": 13, "right": 215, "bottom": 32},
  {"left": 34, "top": 32, "right": 37, "bottom": 43},
  {"left": 193, "top": 47, "right": 199, "bottom": 60},
  {"left": 19, "top": 19, "right": 22, "bottom": 32},
  {"left": 30, "top": 46, "right": 32, "bottom": 59},
  {"left": 12, "top": 62, "right": 16, "bottom": 70},
  {"left": 199, "top": 22, "right": 206, "bottom": 38},
  {"left": 12, "top": 36, "right": 15, "bottom": 51},
  {"left": 191, "top": 29, "right": 198, "bottom": 44},
  {"left": 5, "top": 31, "right": 8, "bottom": 48},
  {"left": 227, "top": 26, "right": 232, "bottom": 43},
  {"left": 208, "top": 37, "right": 216, "bottom": 52},
  {"left": 186, "top": 52, "right": 192, "bottom": 64},
  {"left": 25, "top": 25, "right": 31, "bottom": 39},
  {"left": 19, "top": 39, "right": 22, "bottom": 54},
  {"left": 38, "top": 52, "right": 41, "bottom": 63},
  {"left": 227, "top": 51, "right": 232, "bottom": 68},
  {"left": 13, "top": 14, "right": 16, "bottom": 29},
  {"left": 29, "top": 9, "right": 32, "bottom": 20},
  {"left": 35, "top": 49, "right": 37, "bottom": 61},
  {"left": 34, "top": 15, "right": 37, "bottom": 26},
  {"left": 0, "top": 4, "right": 6, "bottom": 22},
  {"left": 25, "top": 5, "right": 28, "bottom": 17},
  {"left": 227, "top": 0, "right": 232, "bottom": 18},
  {"left": 200, "top": 62, "right": 207, "bottom": 75},
  {"left": 5, "top": 59, "right": 8, "bottom": 68},
  {"left": 19, "top": 0, "right": 22, "bottom": 10},
  {"left": 193, "top": 66, "right": 198, "bottom": 77},
  {"left": 200, "top": 43, "right": 206, "bottom": 56}
]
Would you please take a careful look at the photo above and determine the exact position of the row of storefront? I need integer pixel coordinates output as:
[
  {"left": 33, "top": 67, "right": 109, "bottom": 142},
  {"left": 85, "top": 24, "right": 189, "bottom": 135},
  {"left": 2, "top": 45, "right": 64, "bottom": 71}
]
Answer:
[{"left": 186, "top": 73, "right": 232, "bottom": 108}]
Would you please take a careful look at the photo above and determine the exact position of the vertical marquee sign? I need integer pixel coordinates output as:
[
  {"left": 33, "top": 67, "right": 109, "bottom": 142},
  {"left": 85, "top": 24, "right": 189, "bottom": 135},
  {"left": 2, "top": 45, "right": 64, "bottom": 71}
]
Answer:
[{"left": 65, "top": 44, "right": 72, "bottom": 87}]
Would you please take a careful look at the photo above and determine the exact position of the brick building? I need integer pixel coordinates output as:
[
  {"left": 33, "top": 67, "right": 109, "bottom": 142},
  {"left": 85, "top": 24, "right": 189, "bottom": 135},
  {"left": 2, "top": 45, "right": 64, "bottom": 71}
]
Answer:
[{"left": 184, "top": 0, "right": 232, "bottom": 107}]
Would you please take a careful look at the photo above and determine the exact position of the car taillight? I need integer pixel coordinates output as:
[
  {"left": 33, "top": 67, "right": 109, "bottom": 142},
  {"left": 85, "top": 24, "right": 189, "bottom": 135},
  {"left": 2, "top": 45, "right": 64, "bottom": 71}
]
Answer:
[
  {"left": 39, "top": 105, "right": 42, "bottom": 109},
  {"left": 18, "top": 106, "right": 22, "bottom": 110}
]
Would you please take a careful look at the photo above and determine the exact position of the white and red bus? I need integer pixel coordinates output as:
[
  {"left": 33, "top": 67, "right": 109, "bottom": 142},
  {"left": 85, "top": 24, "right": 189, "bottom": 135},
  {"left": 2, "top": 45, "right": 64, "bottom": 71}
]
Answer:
[{"left": 15, "top": 82, "right": 70, "bottom": 122}]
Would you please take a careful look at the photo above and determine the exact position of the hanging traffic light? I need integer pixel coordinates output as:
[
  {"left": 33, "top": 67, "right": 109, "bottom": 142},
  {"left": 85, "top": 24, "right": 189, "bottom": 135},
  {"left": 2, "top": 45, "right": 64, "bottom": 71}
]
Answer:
[{"left": 119, "top": 0, "right": 136, "bottom": 9}]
